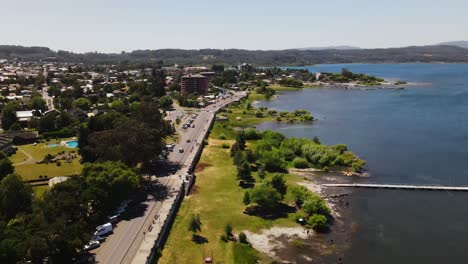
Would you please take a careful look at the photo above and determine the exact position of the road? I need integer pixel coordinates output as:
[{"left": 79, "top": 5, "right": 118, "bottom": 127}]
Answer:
[
  {"left": 42, "top": 67, "right": 55, "bottom": 111},
  {"left": 93, "top": 91, "right": 246, "bottom": 264}
]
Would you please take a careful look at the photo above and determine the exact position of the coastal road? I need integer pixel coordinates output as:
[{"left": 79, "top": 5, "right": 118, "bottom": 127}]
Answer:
[{"left": 93, "top": 91, "right": 246, "bottom": 264}]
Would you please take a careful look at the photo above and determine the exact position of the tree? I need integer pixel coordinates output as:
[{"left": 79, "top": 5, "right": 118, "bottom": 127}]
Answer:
[
  {"left": 81, "top": 161, "right": 140, "bottom": 212},
  {"left": 159, "top": 95, "right": 173, "bottom": 110},
  {"left": 237, "top": 160, "right": 253, "bottom": 183},
  {"left": 29, "top": 96, "right": 47, "bottom": 112},
  {"left": 188, "top": 214, "right": 202, "bottom": 233},
  {"left": 243, "top": 191, "right": 251, "bottom": 205},
  {"left": 0, "top": 174, "right": 32, "bottom": 220},
  {"left": 250, "top": 185, "right": 281, "bottom": 210},
  {"left": 224, "top": 223, "right": 233, "bottom": 237},
  {"left": 307, "top": 214, "right": 328, "bottom": 232},
  {"left": 302, "top": 196, "right": 330, "bottom": 216},
  {"left": 0, "top": 151, "right": 14, "bottom": 181},
  {"left": 1, "top": 102, "right": 19, "bottom": 130},
  {"left": 230, "top": 131, "right": 246, "bottom": 156},
  {"left": 72, "top": 98, "right": 92, "bottom": 111},
  {"left": 268, "top": 174, "right": 287, "bottom": 198},
  {"left": 258, "top": 166, "right": 266, "bottom": 179}
]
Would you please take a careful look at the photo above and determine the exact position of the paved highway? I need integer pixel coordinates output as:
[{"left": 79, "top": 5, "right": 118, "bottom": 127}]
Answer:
[{"left": 93, "top": 91, "right": 246, "bottom": 264}]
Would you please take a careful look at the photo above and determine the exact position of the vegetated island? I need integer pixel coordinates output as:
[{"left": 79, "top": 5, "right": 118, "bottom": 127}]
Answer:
[{"left": 159, "top": 92, "right": 365, "bottom": 263}]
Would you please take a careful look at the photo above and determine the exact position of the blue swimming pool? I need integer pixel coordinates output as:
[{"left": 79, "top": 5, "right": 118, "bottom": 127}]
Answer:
[{"left": 66, "top": 140, "right": 78, "bottom": 148}]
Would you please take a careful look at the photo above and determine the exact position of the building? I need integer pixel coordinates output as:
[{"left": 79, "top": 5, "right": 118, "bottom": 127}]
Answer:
[
  {"left": 181, "top": 74, "right": 209, "bottom": 94},
  {"left": 238, "top": 63, "right": 254, "bottom": 73},
  {"left": 0, "top": 134, "right": 14, "bottom": 155}
]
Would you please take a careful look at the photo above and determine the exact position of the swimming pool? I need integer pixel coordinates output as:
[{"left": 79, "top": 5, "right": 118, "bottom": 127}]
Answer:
[{"left": 66, "top": 140, "right": 78, "bottom": 148}]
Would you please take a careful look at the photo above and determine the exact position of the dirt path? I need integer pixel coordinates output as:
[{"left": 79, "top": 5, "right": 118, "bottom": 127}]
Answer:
[{"left": 14, "top": 147, "right": 36, "bottom": 166}]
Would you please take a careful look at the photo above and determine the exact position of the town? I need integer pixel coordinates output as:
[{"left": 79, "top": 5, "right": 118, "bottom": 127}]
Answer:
[{"left": 0, "top": 58, "right": 368, "bottom": 263}]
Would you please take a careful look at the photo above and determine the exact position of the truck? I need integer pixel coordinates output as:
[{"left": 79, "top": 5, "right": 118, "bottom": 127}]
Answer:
[{"left": 94, "top": 223, "right": 113, "bottom": 236}]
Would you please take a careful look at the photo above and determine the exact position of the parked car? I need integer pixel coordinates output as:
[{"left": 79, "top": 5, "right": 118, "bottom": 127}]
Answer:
[
  {"left": 179, "top": 148, "right": 184, "bottom": 153},
  {"left": 94, "top": 223, "right": 113, "bottom": 236},
  {"left": 91, "top": 235, "right": 105, "bottom": 242},
  {"left": 186, "top": 139, "right": 191, "bottom": 143},
  {"left": 83, "top": 241, "right": 100, "bottom": 251},
  {"left": 108, "top": 214, "right": 120, "bottom": 224}
]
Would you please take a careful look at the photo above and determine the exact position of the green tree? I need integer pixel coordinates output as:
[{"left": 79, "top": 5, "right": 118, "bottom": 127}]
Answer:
[
  {"left": 30, "top": 96, "right": 47, "bottom": 112},
  {"left": 237, "top": 160, "right": 253, "bottom": 183},
  {"left": 307, "top": 214, "right": 328, "bottom": 232},
  {"left": 250, "top": 185, "right": 281, "bottom": 210},
  {"left": 0, "top": 174, "right": 32, "bottom": 220},
  {"left": 243, "top": 191, "right": 251, "bottom": 205},
  {"left": 72, "top": 98, "right": 92, "bottom": 111},
  {"left": 268, "top": 174, "right": 287, "bottom": 198},
  {"left": 188, "top": 214, "right": 202, "bottom": 233},
  {"left": 159, "top": 95, "right": 173, "bottom": 110},
  {"left": 1, "top": 102, "right": 19, "bottom": 130},
  {"left": 0, "top": 151, "right": 14, "bottom": 181},
  {"left": 302, "top": 196, "right": 330, "bottom": 216}
]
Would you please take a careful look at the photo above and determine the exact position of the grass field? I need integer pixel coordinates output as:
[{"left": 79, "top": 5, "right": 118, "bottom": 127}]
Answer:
[
  {"left": 158, "top": 139, "right": 301, "bottom": 264},
  {"left": 10, "top": 139, "right": 82, "bottom": 181},
  {"left": 32, "top": 185, "right": 48, "bottom": 199}
]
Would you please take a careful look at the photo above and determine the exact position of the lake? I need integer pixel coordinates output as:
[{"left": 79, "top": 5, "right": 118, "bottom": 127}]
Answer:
[{"left": 255, "top": 64, "right": 468, "bottom": 263}]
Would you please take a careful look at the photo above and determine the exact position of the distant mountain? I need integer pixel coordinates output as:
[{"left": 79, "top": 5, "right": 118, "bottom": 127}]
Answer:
[
  {"left": 2, "top": 45, "right": 468, "bottom": 65},
  {"left": 297, "top": 45, "right": 360, "bottom": 51},
  {"left": 437, "top": 41, "right": 468, "bottom": 49}
]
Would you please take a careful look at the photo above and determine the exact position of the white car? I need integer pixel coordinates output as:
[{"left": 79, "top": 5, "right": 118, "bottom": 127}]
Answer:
[{"left": 84, "top": 241, "right": 100, "bottom": 251}]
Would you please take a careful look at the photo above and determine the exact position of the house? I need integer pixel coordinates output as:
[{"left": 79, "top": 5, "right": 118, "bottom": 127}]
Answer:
[
  {"left": 48, "top": 176, "right": 70, "bottom": 188},
  {"left": 16, "top": 110, "right": 34, "bottom": 127},
  {"left": 0, "top": 134, "right": 14, "bottom": 155}
]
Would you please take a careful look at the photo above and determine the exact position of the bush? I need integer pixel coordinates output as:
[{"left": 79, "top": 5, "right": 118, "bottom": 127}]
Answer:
[
  {"left": 254, "top": 111, "right": 264, "bottom": 118},
  {"left": 219, "top": 133, "right": 227, "bottom": 140},
  {"left": 225, "top": 224, "right": 233, "bottom": 236},
  {"left": 238, "top": 232, "right": 248, "bottom": 244},
  {"left": 56, "top": 161, "right": 61, "bottom": 166},
  {"left": 293, "top": 157, "right": 309, "bottom": 168},
  {"left": 307, "top": 214, "right": 328, "bottom": 232},
  {"left": 220, "top": 234, "right": 229, "bottom": 242},
  {"left": 243, "top": 128, "right": 261, "bottom": 140},
  {"left": 221, "top": 143, "right": 230, "bottom": 149}
]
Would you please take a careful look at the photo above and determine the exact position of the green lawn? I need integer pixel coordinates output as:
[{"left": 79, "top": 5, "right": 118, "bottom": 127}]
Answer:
[
  {"left": 10, "top": 139, "right": 82, "bottom": 181},
  {"left": 32, "top": 185, "right": 48, "bottom": 199},
  {"left": 159, "top": 139, "right": 299, "bottom": 264}
]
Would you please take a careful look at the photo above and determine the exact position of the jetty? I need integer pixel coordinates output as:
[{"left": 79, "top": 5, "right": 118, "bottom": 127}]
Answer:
[{"left": 322, "top": 183, "right": 468, "bottom": 191}]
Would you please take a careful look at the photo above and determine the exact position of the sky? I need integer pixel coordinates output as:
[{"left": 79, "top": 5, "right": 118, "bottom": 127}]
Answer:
[{"left": 1, "top": 0, "right": 468, "bottom": 53}]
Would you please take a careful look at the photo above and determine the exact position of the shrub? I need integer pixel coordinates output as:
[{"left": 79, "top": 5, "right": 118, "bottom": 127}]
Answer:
[
  {"left": 307, "top": 214, "right": 328, "bottom": 232},
  {"left": 225, "top": 224, "right": 233, "bottom": 237},
  {"left": 219, "top": 133, "right": 227, "bottom": 140},
  {"left": 56, "top": 161, "right": 61, "bottom": 166},
  {"left": 220, "top": 234, "right": 229, "bottom": 242},
  {"left": 293, "top": 157, "right": 309, "bottom": 168},
  {"left": 243, "top": 191, "right": 251, "bottom": 205},
  {"left": 238, "top": 232, "right": 248, "bottom": 244},
  {"left": 221, "top": 143, "right": 230, "bottom": 149}
]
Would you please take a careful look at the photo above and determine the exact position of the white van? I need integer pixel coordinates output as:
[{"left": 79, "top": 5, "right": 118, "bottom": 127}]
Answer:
[{"left": 94, "top": 223, "right": 113, "bottom": 236}]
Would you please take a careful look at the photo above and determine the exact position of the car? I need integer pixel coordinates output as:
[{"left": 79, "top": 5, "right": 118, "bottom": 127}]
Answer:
[
  {"left": 114, "top": 207, "right": 125, "bottom": 215},
  {"left": 191, "top": 124, "right": 195, "bottom": 128},
  {"left": 83, "top": 241, "right": 100, "bottom": 251},
  {"left": 108, "top": 214, "right": 120, "bottom": 224},
  {"left": 186, "top": 139, "right": 191, "bottom": 143},
  {"left": 94, "top": 223, "right": 113, "bottom": 236},
  {"left": 91, "top": 235, "right": 106, "bottom": 242},
  {"left": 179, "top": 148, "right": 184, "bottom": 153}
]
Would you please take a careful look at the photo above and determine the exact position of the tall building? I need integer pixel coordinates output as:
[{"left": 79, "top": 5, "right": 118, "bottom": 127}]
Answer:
[
  {"left": 238, "top": 63, "right": 254, "bottom": 73},
  {"left": 181, "top": 74, "right": 209, "bottom": 94}
]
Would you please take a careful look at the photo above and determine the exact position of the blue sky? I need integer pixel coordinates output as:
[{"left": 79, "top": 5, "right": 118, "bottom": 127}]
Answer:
[{"left": 2, "top": 0, "right": 467, "bottom": 52}]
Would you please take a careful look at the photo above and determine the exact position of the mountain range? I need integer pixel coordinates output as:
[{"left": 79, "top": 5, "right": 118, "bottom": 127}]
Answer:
[{"left": 1, "top": 43, "right": 468, "bottom": 65}]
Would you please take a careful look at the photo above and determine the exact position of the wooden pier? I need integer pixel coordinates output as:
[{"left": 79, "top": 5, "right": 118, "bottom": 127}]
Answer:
[{"left": 322, "top": 183, "right": 468, "bottom": 191}]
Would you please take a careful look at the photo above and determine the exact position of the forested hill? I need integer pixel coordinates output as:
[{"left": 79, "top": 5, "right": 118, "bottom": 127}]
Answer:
[{"left": 1, "top": 45, "right": 468, "bottom": 65}]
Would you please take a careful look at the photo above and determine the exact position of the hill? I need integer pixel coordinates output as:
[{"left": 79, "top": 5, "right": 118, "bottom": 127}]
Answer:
[
  {"left": 297, "top": 45, "right": 360, "bottom": 50},
  {"left": 437, "top": 41, "right": 468, "bottom": 49},
  {"left": 1, "top": 45, "right": 468, "bottom": 65}
]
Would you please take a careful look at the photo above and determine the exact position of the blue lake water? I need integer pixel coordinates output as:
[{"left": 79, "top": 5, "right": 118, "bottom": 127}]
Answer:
[{"left": 256, "top": 64, "right": 468, "bottom": 263}]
